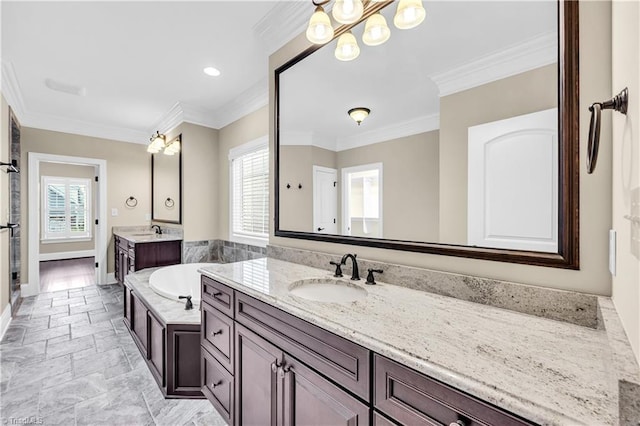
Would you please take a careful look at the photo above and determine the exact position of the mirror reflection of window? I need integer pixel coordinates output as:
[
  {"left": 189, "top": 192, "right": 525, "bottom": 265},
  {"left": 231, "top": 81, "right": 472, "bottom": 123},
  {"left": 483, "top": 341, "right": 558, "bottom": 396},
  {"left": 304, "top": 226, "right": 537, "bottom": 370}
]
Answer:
[{"left": 342, "top": 163, "right": 383, "bottom": 238}]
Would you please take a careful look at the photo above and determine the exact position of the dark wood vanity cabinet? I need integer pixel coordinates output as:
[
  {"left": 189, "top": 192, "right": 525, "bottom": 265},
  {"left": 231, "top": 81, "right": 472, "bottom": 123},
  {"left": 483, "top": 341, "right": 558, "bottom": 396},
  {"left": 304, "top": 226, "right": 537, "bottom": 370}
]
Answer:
[
  {"left": 114, "top": 235, "right": 181, "bottom": 285},
  {"left": 123, "top": 281, "right": 202, "bottom": 399},
  {"left": 200, "top": 276, "right": 534, "bottom": 426}
]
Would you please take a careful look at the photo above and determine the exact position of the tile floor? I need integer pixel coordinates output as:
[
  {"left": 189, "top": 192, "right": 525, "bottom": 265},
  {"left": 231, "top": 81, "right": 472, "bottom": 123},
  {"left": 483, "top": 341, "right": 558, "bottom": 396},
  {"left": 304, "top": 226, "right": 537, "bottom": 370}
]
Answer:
[
  {"left": 0, "top": 284, "right": 225, "bottom": 425},
  {"left": 39, "top": 258, "right": 96, "bottom": 293}
]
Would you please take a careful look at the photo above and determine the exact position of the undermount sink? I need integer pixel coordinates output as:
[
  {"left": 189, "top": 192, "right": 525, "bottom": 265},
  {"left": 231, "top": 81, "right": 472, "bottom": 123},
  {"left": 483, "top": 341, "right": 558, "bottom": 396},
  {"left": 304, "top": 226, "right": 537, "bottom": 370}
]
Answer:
[
  {"left": 289, "top": 278, "right": 367, "bottom": 304},
  {"left": 129, "top": 233, "right": 156, "bottom": 236}
]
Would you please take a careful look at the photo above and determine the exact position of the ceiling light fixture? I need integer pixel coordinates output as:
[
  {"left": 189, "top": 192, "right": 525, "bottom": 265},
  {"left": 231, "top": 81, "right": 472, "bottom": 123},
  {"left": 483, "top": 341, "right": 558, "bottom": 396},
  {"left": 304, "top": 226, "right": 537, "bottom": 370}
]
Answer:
[
  {"left": 348, "top": 107, "right": 370, "bottom": 125},
  {"left": 163, "top": 136, "right": 181, "bottom": 156},
  {"left": 305, "top": 0, "right": 425, "bottom": 59},
  {"left": 203, "top": 67, "right": 221, "bottom": 77}
]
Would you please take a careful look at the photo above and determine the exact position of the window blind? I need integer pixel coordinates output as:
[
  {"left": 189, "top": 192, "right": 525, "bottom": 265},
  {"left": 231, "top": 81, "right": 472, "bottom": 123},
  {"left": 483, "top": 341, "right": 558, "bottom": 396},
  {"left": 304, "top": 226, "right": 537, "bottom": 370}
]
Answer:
[
  {"left": 42, "top": 177, "right": 91, "bottom": 241},
  {"left": 230, "top": 144, "right": 269, "bottom": 241}
]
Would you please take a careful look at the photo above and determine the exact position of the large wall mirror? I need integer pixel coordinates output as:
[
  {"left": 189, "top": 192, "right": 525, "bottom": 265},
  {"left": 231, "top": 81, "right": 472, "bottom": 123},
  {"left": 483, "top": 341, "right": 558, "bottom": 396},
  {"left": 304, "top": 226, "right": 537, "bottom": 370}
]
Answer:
[
  {"left": 275, "top": 1, "right": 579, "bottom": 268},
  {"left": 152, "top": 134, "right": 182, "bottom": 224}
]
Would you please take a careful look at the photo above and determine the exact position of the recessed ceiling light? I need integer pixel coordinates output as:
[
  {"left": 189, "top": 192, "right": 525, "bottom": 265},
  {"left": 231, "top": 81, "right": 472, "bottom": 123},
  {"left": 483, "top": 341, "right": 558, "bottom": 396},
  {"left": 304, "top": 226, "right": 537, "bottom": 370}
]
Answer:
[{"left": 203, "top": 67, "right": 221, "bottom": 77}]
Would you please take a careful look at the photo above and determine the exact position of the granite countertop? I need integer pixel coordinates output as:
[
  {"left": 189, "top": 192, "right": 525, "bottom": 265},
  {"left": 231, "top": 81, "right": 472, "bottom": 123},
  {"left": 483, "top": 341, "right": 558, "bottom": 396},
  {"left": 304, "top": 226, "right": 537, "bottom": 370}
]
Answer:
[
  {"left": 113, "top": 230, "right": 182, "bottom": 244},
  {"left": 199, "top": 258, "right": 620, "bottom": 425},
  {"left": 125, "top": 268, "right": 200, "bottom": 324}
]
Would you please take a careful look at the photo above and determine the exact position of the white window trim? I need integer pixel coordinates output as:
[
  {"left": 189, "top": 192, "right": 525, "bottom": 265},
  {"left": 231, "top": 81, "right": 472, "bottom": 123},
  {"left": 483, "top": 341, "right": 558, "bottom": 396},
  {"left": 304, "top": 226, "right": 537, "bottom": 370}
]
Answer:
[
  {"left": 228, "top": 135, "right": 269, "bottom": 247},
  {"left": 41, "top": 176, "right": 92, "bottom": 242}
]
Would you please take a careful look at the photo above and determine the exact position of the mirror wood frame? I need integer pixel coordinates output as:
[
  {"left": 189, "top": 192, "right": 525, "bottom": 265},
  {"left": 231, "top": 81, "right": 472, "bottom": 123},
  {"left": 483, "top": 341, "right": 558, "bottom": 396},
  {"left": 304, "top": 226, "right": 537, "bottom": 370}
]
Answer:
[
  {"left": 274, "top": 0, "right": 579, "bottom": 269},
  {"left": 151, "top": 134, "right": 183, "bottom": 224}
]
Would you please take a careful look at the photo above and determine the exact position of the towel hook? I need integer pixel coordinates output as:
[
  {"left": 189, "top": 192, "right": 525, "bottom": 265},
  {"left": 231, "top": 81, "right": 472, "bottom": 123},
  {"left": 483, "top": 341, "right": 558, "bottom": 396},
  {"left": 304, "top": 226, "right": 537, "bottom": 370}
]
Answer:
[{"left": 587, "top": 87, "right": 628, "bottom": 174}]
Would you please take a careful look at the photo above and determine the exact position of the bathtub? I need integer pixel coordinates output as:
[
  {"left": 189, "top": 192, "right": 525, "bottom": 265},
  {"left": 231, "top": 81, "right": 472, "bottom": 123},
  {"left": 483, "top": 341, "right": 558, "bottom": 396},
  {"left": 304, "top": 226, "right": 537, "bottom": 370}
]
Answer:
[{"left": 149, "top": 263, "right": 213, "bottom": 304}]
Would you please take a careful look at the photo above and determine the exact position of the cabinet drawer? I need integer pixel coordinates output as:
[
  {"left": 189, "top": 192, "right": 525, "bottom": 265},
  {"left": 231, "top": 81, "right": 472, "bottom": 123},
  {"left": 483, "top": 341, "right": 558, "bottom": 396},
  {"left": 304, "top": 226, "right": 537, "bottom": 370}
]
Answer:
[
  {"left": 374, "top": 355, "right": 533, "bottom": 426},
  {"left": 236, "top": 291, "right": 370, "bottom": 401},
  {"left": 201, "top": 276, "right": 234, "bottom": 318},
  {"left": 373, "top": 411, "right": 398, "bottom": 426},
  {"left": 201, "top": 302, "right": 234, "bottom": 373},
  {"left": 202, "top": 349, "right": 234, "bottom": 425}
]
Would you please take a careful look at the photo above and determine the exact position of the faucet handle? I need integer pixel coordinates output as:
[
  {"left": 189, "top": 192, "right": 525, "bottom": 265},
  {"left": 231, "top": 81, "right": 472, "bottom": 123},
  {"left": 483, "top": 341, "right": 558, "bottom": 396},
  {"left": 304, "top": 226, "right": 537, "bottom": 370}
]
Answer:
[
  {"left": 329, "top": 261, "right": 343, "bottom": 277},
  {"left": 178, "top": 295, "right": 193, "bottom": 310},
  {"left": 366, "top": 269, "right": 383, "bottom": 285}
]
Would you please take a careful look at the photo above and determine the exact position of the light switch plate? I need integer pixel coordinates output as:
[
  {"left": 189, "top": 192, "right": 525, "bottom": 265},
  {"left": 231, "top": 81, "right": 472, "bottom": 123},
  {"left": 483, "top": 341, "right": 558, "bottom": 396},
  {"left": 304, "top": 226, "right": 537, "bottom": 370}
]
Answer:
[
  {"left": 111, "top": 208, "right": 118, "bottom": 217},
  {"left": 145, "top": 213, "right": 151, "bottom": 221},
  {"left": 609, "top": 229, "right": 616, "bottom": 276}
]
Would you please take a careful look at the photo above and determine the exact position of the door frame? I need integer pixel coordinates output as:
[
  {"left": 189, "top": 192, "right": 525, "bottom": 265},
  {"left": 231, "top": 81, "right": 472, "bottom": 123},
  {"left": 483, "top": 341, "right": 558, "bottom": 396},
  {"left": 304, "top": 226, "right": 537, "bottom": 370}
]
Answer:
[
  {"left": 25, "top": 152, "right": 107, "bottom": 296},
  {"left": 341, "top": 163, "right": 383, "bottom": 237},
  {"left": 312, "top": 165, "right": 337, "bottom": 234}
]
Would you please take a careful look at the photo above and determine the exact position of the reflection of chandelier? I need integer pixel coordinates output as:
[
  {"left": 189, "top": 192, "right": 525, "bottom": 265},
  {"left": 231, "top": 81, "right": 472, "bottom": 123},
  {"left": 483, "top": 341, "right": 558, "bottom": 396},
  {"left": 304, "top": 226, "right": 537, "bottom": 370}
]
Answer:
[{"left": 306, "top": 0, "right": 426, "bottom": 61}]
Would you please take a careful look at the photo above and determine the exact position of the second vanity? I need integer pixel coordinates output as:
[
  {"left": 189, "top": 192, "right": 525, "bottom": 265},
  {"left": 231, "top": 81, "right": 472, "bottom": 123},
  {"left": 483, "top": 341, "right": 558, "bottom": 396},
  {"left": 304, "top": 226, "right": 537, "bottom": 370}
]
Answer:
[{"left": 198, "top": 258, "right": 622, "bottom": 426}]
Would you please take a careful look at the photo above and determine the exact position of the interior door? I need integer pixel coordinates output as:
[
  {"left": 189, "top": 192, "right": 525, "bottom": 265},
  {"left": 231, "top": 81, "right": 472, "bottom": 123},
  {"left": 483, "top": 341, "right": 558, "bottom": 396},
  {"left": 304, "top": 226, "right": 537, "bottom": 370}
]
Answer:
[
  {"left": 467, "top": 108, "right": 558, "bottom": 252},
  {"left": 313, "top": 166, "right": 338, "bottom": 234}
]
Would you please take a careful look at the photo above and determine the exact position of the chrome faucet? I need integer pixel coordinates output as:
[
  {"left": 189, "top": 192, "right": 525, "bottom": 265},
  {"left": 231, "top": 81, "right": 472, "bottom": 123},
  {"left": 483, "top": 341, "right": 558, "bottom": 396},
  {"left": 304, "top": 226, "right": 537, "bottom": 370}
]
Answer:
[
  {"left": 151, "top": 224, "right": 162, "bottom": 235},
  {"left": 340, "top": 253, "right": 360, "bottom": 281}
]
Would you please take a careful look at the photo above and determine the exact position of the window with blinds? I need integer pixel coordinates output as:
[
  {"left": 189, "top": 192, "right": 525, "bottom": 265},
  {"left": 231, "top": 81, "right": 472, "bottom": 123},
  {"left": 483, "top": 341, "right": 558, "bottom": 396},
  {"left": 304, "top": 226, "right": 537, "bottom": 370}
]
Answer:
[
  {"left": 42, "top": 176, "right": 92, "bottom": 241},
  {"left": 229, "top": 137, "right": 269, "bottom": 245}
]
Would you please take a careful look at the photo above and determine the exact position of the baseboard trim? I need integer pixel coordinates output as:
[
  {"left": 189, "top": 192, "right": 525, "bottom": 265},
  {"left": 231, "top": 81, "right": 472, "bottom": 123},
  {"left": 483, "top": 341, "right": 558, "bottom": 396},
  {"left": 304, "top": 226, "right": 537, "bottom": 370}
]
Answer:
[
  {"left": 0, "top": 304, "right": 12, "bottom": 341},
  {"left": 39, "top": 250, "right": 95, "bottom": 262},
  {"left": 106, "top": 272, "right": 117, "bottom": 285}
]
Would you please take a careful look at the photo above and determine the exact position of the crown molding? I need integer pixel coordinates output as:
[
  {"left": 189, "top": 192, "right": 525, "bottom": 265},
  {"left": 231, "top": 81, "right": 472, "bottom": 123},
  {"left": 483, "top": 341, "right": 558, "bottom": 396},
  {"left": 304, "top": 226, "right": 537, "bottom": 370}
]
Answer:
[
  {"left": 23, "top": 110, "right": 148, "bottom": 144},
  {"left": 1, "top": 61, "right": 27, "bottom": 121},
  {"left": 336, "top": 113, "right": 440, "bottom": 152},
  {"left": 430, "top": 32, "right": 557, "bottom": 97},
  {"left": 253, "top": 1, "right": 310, "bottom": 56},
  {"left": 211, "top": 77, "right": 269, "bottom": 129},
  {"left": 280, "top": 130, "right": 337, "bottom": 152}
]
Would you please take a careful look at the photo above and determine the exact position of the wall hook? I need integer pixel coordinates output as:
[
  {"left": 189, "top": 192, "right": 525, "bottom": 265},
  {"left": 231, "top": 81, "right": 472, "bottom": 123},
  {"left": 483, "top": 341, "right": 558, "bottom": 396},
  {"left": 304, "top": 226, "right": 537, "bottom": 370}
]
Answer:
[
  {"left": 587, "top": 87, "right": 628, "bottom": 174},
  {"left": 165, "top": 197, "right": 175, "bottom": 208},
  {"left": 298, "top": 183, "right": 302, "bottom": 189},
  {"left": 286, "top": 183, "right": 291, "bottom": 189}
]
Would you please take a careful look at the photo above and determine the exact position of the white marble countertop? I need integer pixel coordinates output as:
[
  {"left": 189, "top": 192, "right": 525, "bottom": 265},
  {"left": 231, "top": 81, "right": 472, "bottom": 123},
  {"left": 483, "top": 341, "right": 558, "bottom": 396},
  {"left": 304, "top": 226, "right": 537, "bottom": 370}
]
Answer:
[
  {"left": 125, "top": 268, "right": 200, "bottom": 324},
  {"left": 199, "top": 258, "right": 618, "bottom": 425},
  {"left": 113, "top": 230, "right": 182, "bottom": 244}
]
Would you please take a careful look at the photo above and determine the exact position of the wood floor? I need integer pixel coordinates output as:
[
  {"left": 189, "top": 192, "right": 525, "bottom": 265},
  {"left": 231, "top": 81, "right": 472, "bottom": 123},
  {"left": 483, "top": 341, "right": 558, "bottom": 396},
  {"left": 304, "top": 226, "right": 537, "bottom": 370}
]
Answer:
[{"left": 40, "top": 257, "right": 96, "bottom": 293}]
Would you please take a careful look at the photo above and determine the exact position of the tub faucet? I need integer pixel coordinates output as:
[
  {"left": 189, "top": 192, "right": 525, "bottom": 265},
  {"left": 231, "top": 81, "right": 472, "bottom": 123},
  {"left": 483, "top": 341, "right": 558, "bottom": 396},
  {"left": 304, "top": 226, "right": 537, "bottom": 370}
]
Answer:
[
  {"left": 340, "top": 253, "right": 360, "bottom": 281},
  {"left": 178, "top": 295, "right": 193, "bottom": 310},
  {"left": 151, "top": 224, "right": 162, "bottom": 235}
]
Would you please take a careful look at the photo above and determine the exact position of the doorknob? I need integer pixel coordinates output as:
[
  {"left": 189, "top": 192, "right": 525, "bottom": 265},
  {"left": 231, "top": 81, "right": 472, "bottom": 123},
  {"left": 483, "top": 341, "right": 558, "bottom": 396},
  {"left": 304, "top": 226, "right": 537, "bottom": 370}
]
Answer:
[{"left": 317, "top": 227, "right": 325, "bottom": 231}]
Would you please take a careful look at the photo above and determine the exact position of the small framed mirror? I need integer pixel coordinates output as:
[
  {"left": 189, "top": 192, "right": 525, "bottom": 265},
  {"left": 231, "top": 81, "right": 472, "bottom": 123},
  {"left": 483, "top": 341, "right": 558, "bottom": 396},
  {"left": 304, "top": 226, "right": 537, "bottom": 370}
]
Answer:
[{"left": 151, "top": 134, "right": 182, "bottom": 224}]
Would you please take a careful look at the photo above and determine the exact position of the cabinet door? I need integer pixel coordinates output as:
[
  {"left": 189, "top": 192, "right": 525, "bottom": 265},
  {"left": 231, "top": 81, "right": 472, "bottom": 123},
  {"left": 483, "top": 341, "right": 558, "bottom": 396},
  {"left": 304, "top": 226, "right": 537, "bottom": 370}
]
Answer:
[
  {"left": 148, "top": 311, "right": 165, "bottom": 386},
  {"left": 235, "top": 324, "right": 281, "bottom": 426},
  {"left": 282, "top": 354, "right": 370, "bottom": 426},
  {"left": 123, "top": 286, "right": 132, "bottom": 328},
  {"left": 131, "top": 294, "right": 148, "bottom": 355}
]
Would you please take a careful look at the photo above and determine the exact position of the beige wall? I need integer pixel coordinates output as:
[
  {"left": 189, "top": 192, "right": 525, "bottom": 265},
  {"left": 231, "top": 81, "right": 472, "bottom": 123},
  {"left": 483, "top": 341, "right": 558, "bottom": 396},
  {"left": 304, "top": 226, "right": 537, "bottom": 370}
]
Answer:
[
  {"left": 1, "top": 93, "right": 10, "bottom": 312},
  {"left": 439, "top": 64, "right": 557, "bottom": 244},
  {"left": 38, "top": 162, "right": 95, "bottom": 255},
  {"left": 611, "top": 0, "right": 640, "bottom": 363},
  {"left": 337, "top": 131, "right": 439, "bottom": 242},
  {"left": 218, "top": 106, "right": 269, "bottom": 240},
  {"left": 279, "top": 145, "right": 337, "bottom": 233},
  {"left": 270, "top": 1, "right": 613, "bottom": 296},
  {"left": 21, "top": 128, "right": 151, "bottom": 279},
  {"left": 164, "top": 123, "right": 219, "bottom": 242}
]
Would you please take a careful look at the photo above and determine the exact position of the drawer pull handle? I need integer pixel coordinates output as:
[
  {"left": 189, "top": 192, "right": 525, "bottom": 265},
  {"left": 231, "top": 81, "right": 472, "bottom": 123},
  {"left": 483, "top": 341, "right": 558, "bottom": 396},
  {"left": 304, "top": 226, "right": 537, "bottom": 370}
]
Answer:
[
  {"left": 212, "top": 291, "right": 222, "bottom": 297},
  {"left": 211, "top": 380, "right": 222, "bottom": 388},
  {"left": 450, "top": 421, "right": 465, "bottom": 426},
  {"left": 211, "top": 329, "right": 223, "bottom": 337}
]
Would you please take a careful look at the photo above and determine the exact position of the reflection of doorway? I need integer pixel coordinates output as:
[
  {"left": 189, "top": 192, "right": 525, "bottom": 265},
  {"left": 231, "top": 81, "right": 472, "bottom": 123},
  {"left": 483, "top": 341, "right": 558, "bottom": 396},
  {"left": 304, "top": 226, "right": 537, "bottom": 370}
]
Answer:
[
  {"left": 341, "top": 163, "right": 383, "bottom": 238},
  {"left": 312, "top": 166, "right": 337, "bottom": 234}
]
